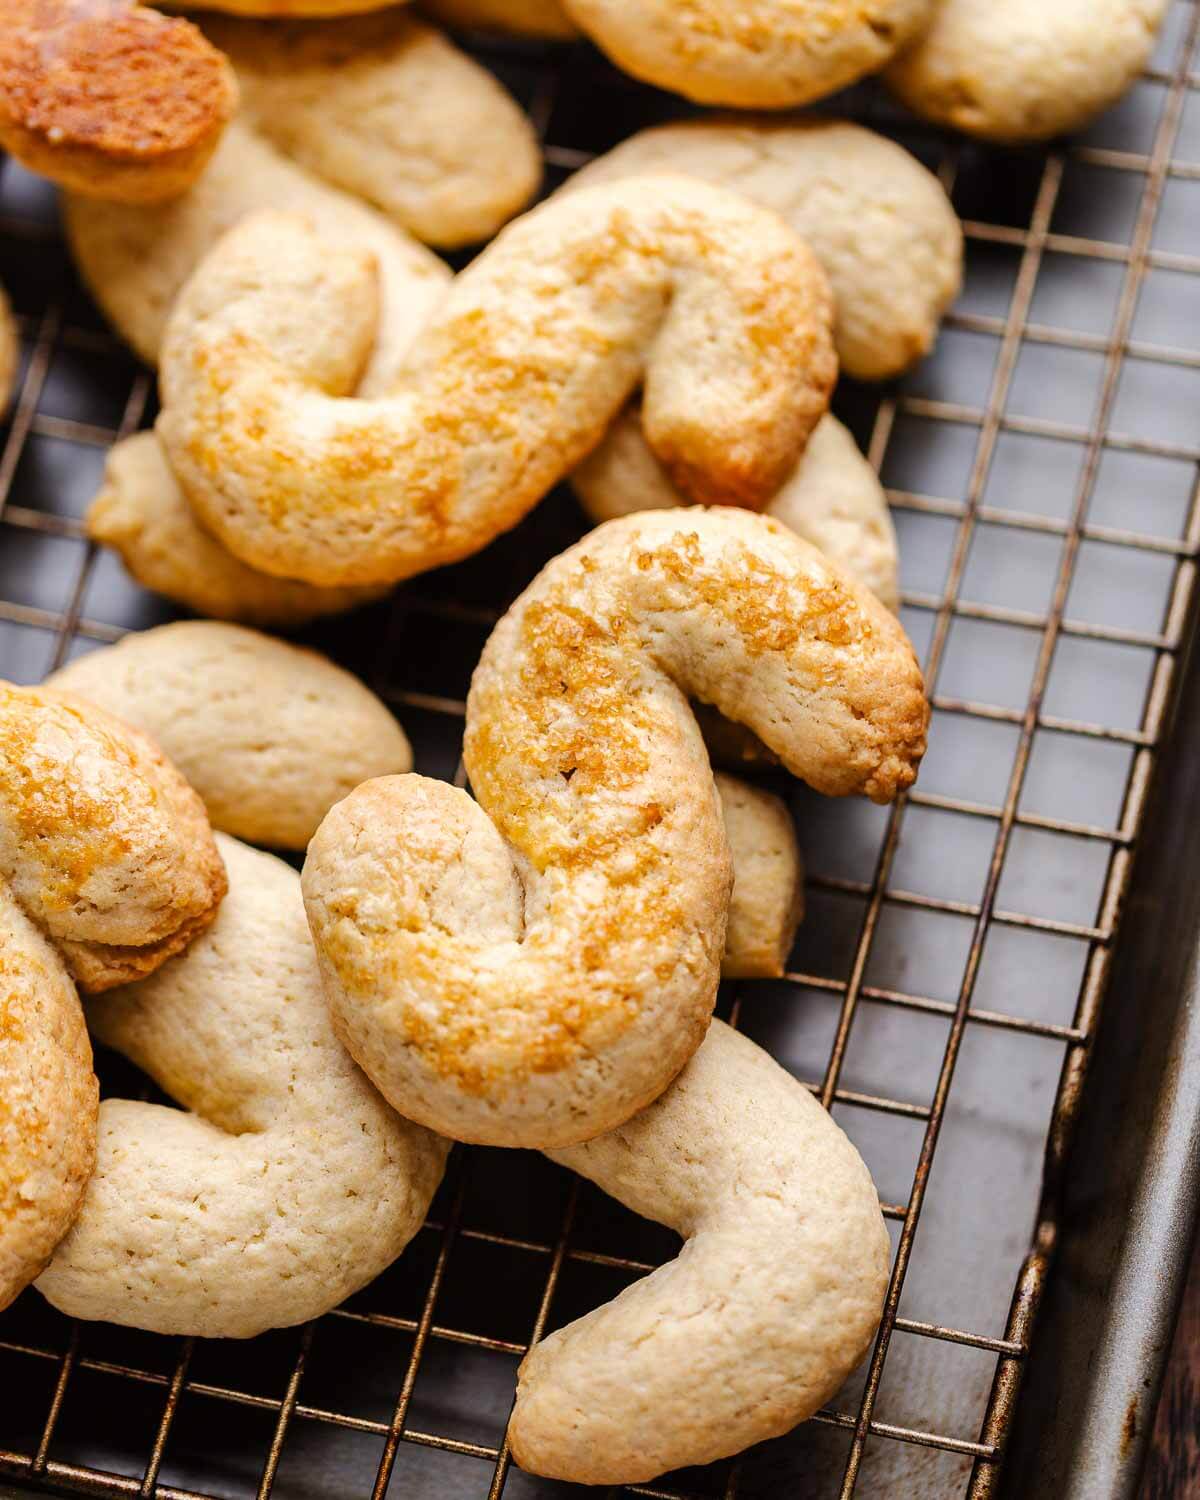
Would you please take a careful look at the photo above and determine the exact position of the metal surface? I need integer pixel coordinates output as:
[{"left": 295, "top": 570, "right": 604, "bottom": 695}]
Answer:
[{"left": 0, "top": 3, "right": 1199, "bottom": 1496}]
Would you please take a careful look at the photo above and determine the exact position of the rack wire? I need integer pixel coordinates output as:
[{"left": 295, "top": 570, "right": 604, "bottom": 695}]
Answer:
[{"left": 1, "top": 4, "right": 1199, "bottom": 1496}]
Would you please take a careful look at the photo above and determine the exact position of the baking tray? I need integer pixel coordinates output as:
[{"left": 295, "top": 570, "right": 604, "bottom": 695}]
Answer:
[{"left": 1, "top": 3, "right": 1199, "bottom": 1496}]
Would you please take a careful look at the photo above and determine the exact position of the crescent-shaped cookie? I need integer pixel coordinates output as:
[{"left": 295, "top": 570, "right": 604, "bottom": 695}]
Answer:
[
  {"left": 157, "top": 179, "right": 835, "bottom": 587},
  {"left": 302, "top": 508, "right": 927, "bottom": 1147}
]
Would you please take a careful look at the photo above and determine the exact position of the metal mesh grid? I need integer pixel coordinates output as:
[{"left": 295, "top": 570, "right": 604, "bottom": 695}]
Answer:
[{"left": 1, "top": 4, "right": 1199, "bottom": 1496}]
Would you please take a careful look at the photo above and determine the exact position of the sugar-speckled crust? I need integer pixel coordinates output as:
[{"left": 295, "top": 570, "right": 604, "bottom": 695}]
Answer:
[
  {"left": 303, "top": 509, "right": 926, "bottom": 1147},
  {"left": 50, "top": 622, "right": 413, "bottom": 851},
  {"left": 0, "top": 684, "right": 226, "bottom": 993},
  {"left": 65, "top": 121, "right": 449, "bottom": 376},
  {"left": 0, "top": 885, "right": 97, "bottom": 1312},
  {"left": 566, "top": 117, "right": 962, "bottom": 380},
  {"left": 423, "top": 0, "right": 578, "bottom": 37},
  {"left": 0, "top": 0, "right": 236, "bottom": 203},
  {"left": 886, "top": 0, "right": 1168, "bottom": 142},
  {"left": 159, "top": 178, "right": 836, "bottom": 588},
  {"left": 561, "top": 0, "right": 934, "bottom": 108},
  {"left": 514, "top": 1020, "right": 890, "bottom": 1482},
  {"left": 87, "top": 432, "right": 389, "bottom": 628},
  {"left": 715, "top": 774, "right": 803, "bottom": 979},
  {"left": 204, "top": 14, "right": 539, "bottom": 250},
  {"left": 0, "top": 285, "right": 16, "bottom": 415},
  {"left": 575, "top": 410, "right": 899, "bottom": 611},
  {"left": 37, "top": 836, "right": 448, "bottom": 1337}
]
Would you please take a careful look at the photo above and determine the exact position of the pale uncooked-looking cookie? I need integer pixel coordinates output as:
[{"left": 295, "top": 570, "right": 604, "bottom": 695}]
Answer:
[
  {"left": 715, "top": 773, "right": 803, "bottom": 979},
  {"left": 303, "top": 508, "right": 927, "bottom": 1149},
  {"left": 514, "top": 1020, "right": 890, "bottom": 1482},
  {"left": 886, "top": 0, "right": 1168, "bottom": 142},
  {"left": 49, "top": 622, "right": 413, "bottom": 850},
  {"left": 0, "top": 884, "right": 96, "bottom": 1313},
  {"left": 87, "top": 432, "right": 389, "bottom": 628},
  {"left": 0, "top": 0, "right": 237, "bottom": 202},
  {"left": 158, "top": 178, "right": 836, "bottom": 588},
  {"left": 555, "top": 0, "right": 933, "bottom": 107},
  {"left": 565, "top": 117, "right": 962, "bottom": 380},
  {"left": 575, "top": 410, "right": 900, "bottom": 610},
  {"left": 203, "top": 13, "right": 539, "bottom": 249},
  {"left": 0, "top": 285, "right": 16, "bottom": 413},
  {"left": 37, "top": 835, "right": 448, "bottom": 1337}
]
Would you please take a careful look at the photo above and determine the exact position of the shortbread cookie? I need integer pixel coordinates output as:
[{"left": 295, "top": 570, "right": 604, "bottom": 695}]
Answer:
[
  {"left": 87, "top": 433, "right": 389, "bottom": 628},
  {"left": 556, "top": 0, "right": 934, "bottom": 107},
  {"left": 303, "top": 508, "right": 927, "bottom": 1148},
  {"left": 715, "top": 774, "right": 803, "bottom": 979},
  {"left": 50, "top": 622, "right": 413, "bottom": 850},
  {"left": 0, "top": 286, "right": 16, "bottom": 412},
  {"left": 514, "top": 1020, "right": 889, "bottom": 1482},
  {"left": 566, "top": 118, "right": 962, "bottom": 381},
  {"left": 423, "top": 0, "right": 577, "bottom": 37},
  {"left": 886, "top": 0, "right": 1168, "bottom": 142},
  {"left": 0, "top": 684, "right": 226, "bottom": 992},
  {"left": 0, "top": 0, "right": 236, "bottom": 202},
  {"left": 575, "top": 410, "right": 899, "bottom": 610},
  {"left": 0, "top": 885, "right": 97, "bottom": 1312},
  {"left": 204, "top": 13, "right": 540, "bottom": 249},
  {"left": 158, "top": 178, "right": 836, "bottom": 588},
  {"left": 38, "top": 836, "right": 448, "bottom": 1337}
]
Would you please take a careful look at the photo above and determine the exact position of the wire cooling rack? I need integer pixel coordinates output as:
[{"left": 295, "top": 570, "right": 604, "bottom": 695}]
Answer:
[{"left": 1, "top": 4, "right": 1200, "bottom": 1497}]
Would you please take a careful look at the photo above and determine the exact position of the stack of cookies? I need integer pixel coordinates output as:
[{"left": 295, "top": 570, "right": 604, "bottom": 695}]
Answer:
[{"left": 0, "top": 0, "right": 1166, "bottom": 1485}]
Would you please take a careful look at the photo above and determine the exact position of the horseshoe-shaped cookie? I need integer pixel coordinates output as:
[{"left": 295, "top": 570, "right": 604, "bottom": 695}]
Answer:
[
  {"left": 303, "top": 508, "right": 927, "bottom": 1148},
  {"left": 37, "top": 835, "right": 449, "bottom": 1337},
  {"left": 0, "top": 683, "right": 225, "bottom": 1309},
  {"left": 157, "top": 178, "right": 836, "bottom": 588},
  {"left": 514, "top": 1019, "right": 890, "bottom": 1483}
]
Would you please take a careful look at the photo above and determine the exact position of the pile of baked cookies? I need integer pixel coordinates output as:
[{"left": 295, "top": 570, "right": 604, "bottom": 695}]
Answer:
[{"left": 0, "top": 0, "right": 1165, "bottom": 1487}]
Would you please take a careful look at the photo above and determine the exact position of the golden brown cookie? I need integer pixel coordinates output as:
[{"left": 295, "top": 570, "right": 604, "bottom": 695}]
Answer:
[
  {"left": 157, "top": 177, "right": 836, "bottom": 588},
  {"left": 432, "top": 0, "right": 934, "bottom": 107},
  {"left": 0, "top": 884, "right": 96, "bottom": 1313},
  {"left": 0, "top": 679, "right": 226, "bottom": 1313},
  {"left": 0, "top": 684, "right": 226, "bottom": 991},
  {"left": 302, "top": 508, "right": 927, "bottom": 1149},
  {"left": 0, "top": 0, "right": 237, "bottom": 202}
]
